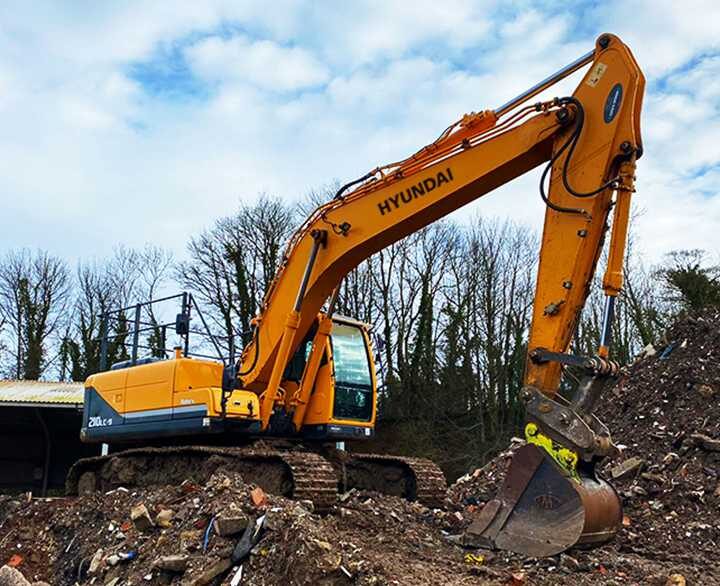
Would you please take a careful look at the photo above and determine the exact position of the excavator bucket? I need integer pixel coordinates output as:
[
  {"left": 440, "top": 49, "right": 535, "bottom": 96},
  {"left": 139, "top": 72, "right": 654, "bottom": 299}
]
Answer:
[{"left": 463, "top": 444, "right": 621, "bottom": 557}]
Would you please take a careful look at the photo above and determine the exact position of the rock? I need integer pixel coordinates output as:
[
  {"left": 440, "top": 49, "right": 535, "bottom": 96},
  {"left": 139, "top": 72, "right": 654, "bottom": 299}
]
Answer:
[
  {"left": 641, "top": 472, "right": 666, "bottom": 483},
  {"left": 250, "top": 486, "right": 268, "bottom": 508},
  {"left": 640, "top": 344, "right": 656, "bottom": 358},
  {"left": 88, "top": 548, "right": 105, "bottom": 574},
  {"left": 666, "top": 574, "right": 686, "bottom": 586},
  {"left": 559, "top": 553, "right": 582, "bottom": 573},
  {"left": 214, "top": 513, "right": 250, "bottom": 536},
  {"left": 611, "top": 457, "right": 645, "bottom": 480},
  {"left": 131, "top": 503, "right": 155, "bottom": 532},
  {"left": 153, "top": 554, "right": 189, "bottom": 573},
  {"left": 187, "top": 558, "right": 233, "bottom": 586},
  {"left": 0, "top": 565, "right": 32, "bottom": 586},
  {"left": 155, "top": 508, "right": 175, "bottom": 528}
]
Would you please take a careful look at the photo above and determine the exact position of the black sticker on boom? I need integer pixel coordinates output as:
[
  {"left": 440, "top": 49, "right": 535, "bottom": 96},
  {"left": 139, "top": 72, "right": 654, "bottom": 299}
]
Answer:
[{"left": 604, "top": 83, "right": 623, "bottom": 123}]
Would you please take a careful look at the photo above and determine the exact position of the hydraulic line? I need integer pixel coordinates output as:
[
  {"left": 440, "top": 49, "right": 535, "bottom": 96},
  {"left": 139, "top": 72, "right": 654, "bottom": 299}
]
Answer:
[{"left": 538, "top": 97, "right": 621, "bottom": 215}]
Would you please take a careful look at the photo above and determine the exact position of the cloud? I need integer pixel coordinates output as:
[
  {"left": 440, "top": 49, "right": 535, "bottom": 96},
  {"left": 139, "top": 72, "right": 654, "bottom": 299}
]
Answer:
[
  {"left": 185, "top": 35, "right": 329, "bottom": 91},
  {"left": 0, "top": 0, "right": 717, "bottom": 269}
]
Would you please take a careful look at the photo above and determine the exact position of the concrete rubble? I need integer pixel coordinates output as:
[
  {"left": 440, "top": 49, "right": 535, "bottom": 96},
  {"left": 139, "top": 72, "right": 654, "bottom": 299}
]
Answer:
[{"left": 2, "top": 310, "right": 720, "bottom": 584}]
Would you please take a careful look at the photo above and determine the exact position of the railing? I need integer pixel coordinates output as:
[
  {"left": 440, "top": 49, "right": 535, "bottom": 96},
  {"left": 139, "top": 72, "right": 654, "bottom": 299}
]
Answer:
[{"left": 98, "top": 292, "right": 230, "bottom": 371}]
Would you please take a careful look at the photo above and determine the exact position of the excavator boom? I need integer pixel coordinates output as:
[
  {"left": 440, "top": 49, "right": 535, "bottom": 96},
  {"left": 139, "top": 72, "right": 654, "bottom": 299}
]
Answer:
[{"left": 239, "top": 32, "right": 643, "bottom": 418}]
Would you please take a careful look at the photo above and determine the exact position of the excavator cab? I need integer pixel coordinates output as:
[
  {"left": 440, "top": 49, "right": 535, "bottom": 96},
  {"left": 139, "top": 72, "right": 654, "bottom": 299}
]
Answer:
[{"left": 286, "top": 315, "right": 377, "bottom": 441}]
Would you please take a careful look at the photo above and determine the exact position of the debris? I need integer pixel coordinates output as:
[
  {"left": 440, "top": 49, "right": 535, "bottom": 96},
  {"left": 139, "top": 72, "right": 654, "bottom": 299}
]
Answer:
[
  {"left": 4, "top": 310, "right": 720, "bottom": 585},
  {"left": 203, "top": 515, "right": 216, "bottom": 552},
  {"left": 297, "top": 499, "right": 315, "bottom": 513},
  {"left": 155, "top": 508, "right": 174, "bottom": 528},
  {"left": 153, "top": 554, "right": 189, "bottom": 573},
  {"left": 213, "top": 513, "right": 250, "bottom": 537},
  {"left": 88, "top": 548, "right": 104, "bottom": 574},
  {"left": 7, "top": 554, "right": 23, "bottom": 568},
  {"left": 231, "top": 515, "right": 266, "bottom": 563},
  {"left": 188, "top": 557, "right": 233, "bottom": 586},
  {"left": 666, "top": 574, "right": 686, "bottom": 586},
  {"left": 463, "top": 553, "right": 484, "bottom": 566},
  {"left": 106, "top": 551, "right": 136, "bottom": 566},
  {"left": 0, "top": 565, "right": 32, "bottom": 586},
  {"left": 229, "top": 565, "right": 243, "bottom": 586},
  {"left": 690, "top": 432, "right": 720, "bottom": 452},
  {"left": 694, "top": 383, "right": 715, "bottom": 398},
  {"left": 249, "top": 487, "right": 267, "bottom": 508},
  {"left": 611, "top": 456, "right": 645, "bottom": 480},
  {"left": 658, "top": 341, "right": 677, "bottom": 360},
  {"left": 559, "top": 553, "right": 581, "bottom": 573},
  {"left": 130, "top": 503, "right": 155, "bottom": 532}
]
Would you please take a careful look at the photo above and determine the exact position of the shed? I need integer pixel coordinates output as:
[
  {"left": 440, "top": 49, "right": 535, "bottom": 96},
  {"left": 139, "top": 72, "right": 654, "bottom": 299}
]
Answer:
[{"left": 0, "top": 380, "right": 98, "bottom": 495}]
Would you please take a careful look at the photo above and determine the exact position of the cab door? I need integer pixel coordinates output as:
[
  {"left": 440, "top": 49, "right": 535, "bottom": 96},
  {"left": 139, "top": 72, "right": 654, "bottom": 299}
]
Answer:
[{"left": 329, "top": 322, "right": 375, "bottom": 423}]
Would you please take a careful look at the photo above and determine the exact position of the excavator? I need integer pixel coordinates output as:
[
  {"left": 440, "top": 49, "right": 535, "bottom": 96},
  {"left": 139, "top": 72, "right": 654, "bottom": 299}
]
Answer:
[{"left": 69, "top": 33, "right": 644, "bottom": 557}]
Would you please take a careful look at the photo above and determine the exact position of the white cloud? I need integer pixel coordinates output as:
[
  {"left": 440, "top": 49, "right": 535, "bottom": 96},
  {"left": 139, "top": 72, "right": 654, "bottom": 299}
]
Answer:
[
  {"left": 0, "top": 0, "right": 717, "bottom": 270},
  {"left": 186, "top": 35, "right": 329, "bottom": 91}
]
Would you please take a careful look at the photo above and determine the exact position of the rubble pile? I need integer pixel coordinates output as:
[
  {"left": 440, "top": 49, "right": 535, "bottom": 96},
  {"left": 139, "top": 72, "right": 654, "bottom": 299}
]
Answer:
[
  {"left": 0, "top": 471, "right": 503, "bottom": 585},
  {"left": 445, "top": 439, "right": 522, "bottom": 510},
  {"left": 446, "top": 309, "right": 720, "bottom": 584},
  {"left": 595, "top": 309, "right": 720, "bottom": 564},
  {"left": 3, "top": 310, "right": 720, "bottom": 585}
]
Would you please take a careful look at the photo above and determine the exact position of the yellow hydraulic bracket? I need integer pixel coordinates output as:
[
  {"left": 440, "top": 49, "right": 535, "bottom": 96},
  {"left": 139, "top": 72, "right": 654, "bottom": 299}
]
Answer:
[{"left": 525, "top": 422, "right": 580, "bottom": 483}]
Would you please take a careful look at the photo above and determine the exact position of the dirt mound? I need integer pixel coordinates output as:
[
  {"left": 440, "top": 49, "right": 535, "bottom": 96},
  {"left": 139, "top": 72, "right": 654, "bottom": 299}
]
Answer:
[
  {"left": 445, "top": 309, "right": 720, "bottom": 584},
  {"left": 594, "top": 308, "right": 720, "bottom": 569}
]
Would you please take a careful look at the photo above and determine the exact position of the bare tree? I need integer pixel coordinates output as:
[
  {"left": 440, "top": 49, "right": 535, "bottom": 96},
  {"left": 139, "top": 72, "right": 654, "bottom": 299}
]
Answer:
[
  {"left": 61, "top": 260, "right": 121, "bottom": 380},
  {"left": 176, "top": 195, "right": 295, "bottom": 359},
  {"left": 0, "top": 250, "right": 71, "bottom": 379}
]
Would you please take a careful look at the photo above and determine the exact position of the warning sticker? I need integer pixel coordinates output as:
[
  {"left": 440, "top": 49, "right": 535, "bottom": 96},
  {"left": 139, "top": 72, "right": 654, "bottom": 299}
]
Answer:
[{"left": 585, "top": 62, "right": 608, "bottom": 87}]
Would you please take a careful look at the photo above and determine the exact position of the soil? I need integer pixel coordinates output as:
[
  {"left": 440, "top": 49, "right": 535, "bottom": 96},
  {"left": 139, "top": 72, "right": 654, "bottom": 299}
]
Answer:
[{"left": 3, "top": 310, "right": 720, "bottom": 585}]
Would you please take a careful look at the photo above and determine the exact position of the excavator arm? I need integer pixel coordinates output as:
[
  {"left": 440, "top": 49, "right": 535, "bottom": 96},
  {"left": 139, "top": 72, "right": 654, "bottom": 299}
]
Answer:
[
  {"left": 237, "top": 33, "right": 644, "bottom": 433},
  {"left": 227, "top": 33, "right": 645, "bottom": 558}
]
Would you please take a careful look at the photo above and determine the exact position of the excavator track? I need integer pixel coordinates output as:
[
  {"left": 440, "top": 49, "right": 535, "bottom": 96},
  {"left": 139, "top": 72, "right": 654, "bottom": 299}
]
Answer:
[
  {"left": 334, "top": 452, "right": 447, "bottom": 508},
  {"left": 66, "top": 446, "right": 337, "bottom": 512}
]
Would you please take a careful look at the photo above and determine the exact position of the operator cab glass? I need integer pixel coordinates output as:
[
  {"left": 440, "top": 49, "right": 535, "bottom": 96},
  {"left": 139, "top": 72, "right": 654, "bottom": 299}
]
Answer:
[{"left": 330, "top": 323, "right": 373, "bottom": 421}]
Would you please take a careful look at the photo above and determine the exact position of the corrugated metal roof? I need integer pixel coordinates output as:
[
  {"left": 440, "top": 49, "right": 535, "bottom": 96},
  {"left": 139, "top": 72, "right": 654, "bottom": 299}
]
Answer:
[{"left": 0, "top": 380, "right": 84, "bottom": 408}]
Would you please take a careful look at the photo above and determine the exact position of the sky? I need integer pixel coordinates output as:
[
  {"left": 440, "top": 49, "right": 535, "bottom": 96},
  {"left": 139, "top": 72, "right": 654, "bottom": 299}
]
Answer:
[{"left": 0, "top": 1, "right": 718, "bottom": 267}]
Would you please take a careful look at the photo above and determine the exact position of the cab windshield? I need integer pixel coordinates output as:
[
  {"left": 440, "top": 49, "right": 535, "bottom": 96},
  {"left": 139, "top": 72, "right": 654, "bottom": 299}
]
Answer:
[{"left": 331, "top": 323, "right": 373, "bottom": 421}]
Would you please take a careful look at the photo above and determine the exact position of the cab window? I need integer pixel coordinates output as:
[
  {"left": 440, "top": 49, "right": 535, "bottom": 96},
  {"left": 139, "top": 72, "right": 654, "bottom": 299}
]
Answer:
[{"left": 331, "top": 323, "right": 373, "bottom": 421}]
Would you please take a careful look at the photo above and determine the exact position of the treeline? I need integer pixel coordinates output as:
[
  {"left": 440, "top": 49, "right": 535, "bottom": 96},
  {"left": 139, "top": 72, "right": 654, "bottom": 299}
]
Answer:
[{"left": 1, "top": 195, "right": 717, "bottom": 476}]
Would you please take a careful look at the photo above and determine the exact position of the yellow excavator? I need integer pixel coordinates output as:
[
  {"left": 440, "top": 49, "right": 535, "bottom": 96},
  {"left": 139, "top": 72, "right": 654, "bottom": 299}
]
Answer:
[{"left": 69, "top": 33, "right": 644, "bottom": 557}]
